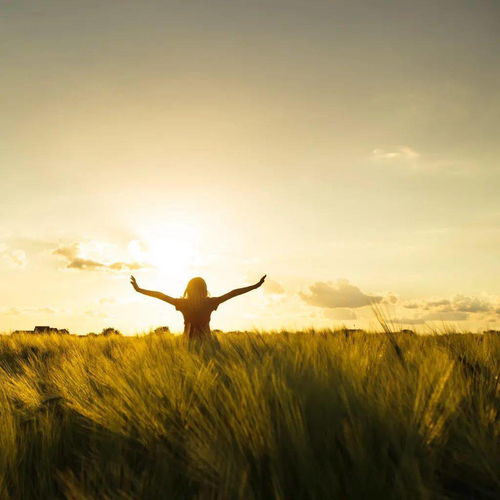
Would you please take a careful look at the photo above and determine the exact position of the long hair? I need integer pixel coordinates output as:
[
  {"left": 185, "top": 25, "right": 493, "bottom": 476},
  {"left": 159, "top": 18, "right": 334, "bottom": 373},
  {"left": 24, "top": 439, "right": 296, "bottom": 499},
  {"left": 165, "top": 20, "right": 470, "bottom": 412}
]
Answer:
[{"left": 183, "top": 277, "right": 208, "bottom": 303}]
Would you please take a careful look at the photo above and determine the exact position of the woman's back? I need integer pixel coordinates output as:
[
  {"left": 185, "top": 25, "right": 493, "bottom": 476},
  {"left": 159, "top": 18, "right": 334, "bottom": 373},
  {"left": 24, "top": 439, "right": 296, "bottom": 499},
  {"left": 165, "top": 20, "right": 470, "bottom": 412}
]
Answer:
[{"left": 174, "top": 297, "right": 221, "bottom": 339}]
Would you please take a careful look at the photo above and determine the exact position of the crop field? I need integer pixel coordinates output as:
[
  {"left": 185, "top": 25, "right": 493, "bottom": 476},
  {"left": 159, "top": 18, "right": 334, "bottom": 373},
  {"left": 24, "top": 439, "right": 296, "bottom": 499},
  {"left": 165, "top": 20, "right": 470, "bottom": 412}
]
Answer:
[{"left": 0, "top": 330, "right": 498, "bottom": 499}]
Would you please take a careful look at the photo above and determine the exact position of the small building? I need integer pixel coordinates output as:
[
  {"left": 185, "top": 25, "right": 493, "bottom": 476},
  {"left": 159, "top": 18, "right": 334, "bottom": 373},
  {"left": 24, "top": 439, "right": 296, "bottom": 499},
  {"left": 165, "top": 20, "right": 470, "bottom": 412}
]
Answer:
[{"left": 34, "top": 326, "right": 53, "bottom": 334}]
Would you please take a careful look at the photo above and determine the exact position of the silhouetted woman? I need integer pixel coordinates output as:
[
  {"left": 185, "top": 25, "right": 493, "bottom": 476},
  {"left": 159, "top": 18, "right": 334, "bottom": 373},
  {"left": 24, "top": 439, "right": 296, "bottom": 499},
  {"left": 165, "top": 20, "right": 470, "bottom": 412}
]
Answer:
[{"left": 130, "top": 275, "right": 266, "bottom": 340}]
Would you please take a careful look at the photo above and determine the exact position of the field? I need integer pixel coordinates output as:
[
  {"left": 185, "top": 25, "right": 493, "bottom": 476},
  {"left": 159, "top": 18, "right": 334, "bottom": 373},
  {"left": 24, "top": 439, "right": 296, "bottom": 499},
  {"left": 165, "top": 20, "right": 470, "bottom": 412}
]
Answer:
[{"left": 0, "top": 330, "right": 498, "bottom": 499}]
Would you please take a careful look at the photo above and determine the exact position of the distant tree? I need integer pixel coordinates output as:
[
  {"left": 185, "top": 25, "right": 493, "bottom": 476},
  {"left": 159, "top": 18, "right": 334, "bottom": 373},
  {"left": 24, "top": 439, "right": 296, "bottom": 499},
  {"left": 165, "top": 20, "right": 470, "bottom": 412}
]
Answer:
[
  {"left": 101, "top": 327, "right": 121, "bottom": 336},
  {"left": 400, "top": 329, "right": 416, "bottom": 335},
  {"left": 153, "top": 326, "right": 171, "bottom": 335}
]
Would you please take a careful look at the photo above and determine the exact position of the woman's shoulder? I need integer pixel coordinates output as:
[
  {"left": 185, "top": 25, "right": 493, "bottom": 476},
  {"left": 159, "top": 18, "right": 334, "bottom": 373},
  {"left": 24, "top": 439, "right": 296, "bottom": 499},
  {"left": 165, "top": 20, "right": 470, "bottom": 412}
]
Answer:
[
  {"left": 174, "top": 298, "right": 187, "bottom": 310},
  {"left": 208, "top": 296, "right": 222, "bottom": 310}
]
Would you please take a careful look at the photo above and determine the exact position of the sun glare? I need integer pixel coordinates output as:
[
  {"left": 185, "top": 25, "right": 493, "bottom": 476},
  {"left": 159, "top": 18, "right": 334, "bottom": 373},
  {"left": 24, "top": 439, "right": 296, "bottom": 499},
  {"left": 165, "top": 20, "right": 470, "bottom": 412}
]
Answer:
[{"left": 131, "top": 222, "right": 204, "bottom": 292}]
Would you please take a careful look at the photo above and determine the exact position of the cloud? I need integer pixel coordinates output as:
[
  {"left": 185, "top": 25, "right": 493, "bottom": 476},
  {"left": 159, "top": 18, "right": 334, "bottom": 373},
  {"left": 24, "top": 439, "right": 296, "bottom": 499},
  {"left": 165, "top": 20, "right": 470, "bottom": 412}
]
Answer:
[
  {"left": 452, "top": 295, "right": 491, "bottom": 313},
  {"left": 52, "top": 244, "right": 78, "bottom": 260},
  {"left": 403, "top": 302, "right": 420, "bottom": 309},
  {"left": 426, "top": 299, "right": 451, "bottom": 308},
  {"left": 372, "top": 146, "right": 419, "bottom": 161},
  {"left": 402, "top": 295, "right": 497, "bottom": 316},
  {"left": 394, "top": 317, "right": 427, "bottom": 325},
  {"left": 99, "top": 297, "right": 116, "bottom": 305},
  {"left": 108, "top": 261, "right": 145, "bottom": 271},
  {"left": 0, "top": 243, "right": 27, "bottom": 269},
  {"left": 1, "top": 306, "right": 58, "bottom": 316},
  {"left": 263, "top": 279, "right": 285, "bottom": 295},
  {"left": 383, "top": 293, "right": 399, "bottom": 304},
  {"left": 53, "top": 243, "right": 149, "bottom": 272},
  {"left": 396, "top": 294, "right": 500, "bottom": 324},
  {"left": 429, "top": 296, "right": 493, "bottom": 314},
  {"left": 394, "top": 311, "right": 469, "bottom": 324},
  {"left": 300, "top": 280, "right": 382, "bottom": 309}
]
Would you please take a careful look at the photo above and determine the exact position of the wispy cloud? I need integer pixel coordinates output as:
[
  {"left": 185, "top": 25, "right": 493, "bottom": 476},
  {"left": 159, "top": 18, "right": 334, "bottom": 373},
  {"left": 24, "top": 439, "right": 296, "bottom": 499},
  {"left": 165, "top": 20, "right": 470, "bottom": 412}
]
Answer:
[
  {"left": 0, "top": 243, "right": 27, "bottom": 269},
  {"left": 53, "top": 243, "right": 150, "bottom": 272},
  {"left": 300, "top": 280, "right": 382, "bottom": 309},
  {"left": 403, "top": 303, "right": 420, "bottom": 309},
  {"left": 397, "top": 294, "right": 500, "bottom": 324},
  {"left": 403, "top": 295, "right": 496, "bottom": 314},
  {"left": 263, "top": 279, "right": 285, "bottom": 295},
  {"left": 99, "top": 297, "right": 117, "bottom": 305},
  {"left": 372, "top": 146, "right": 419, "bottom": 161},
  {"left": 384, "top": 293, "right": 399, "bottom": 304},
  {"left": 393, "top": 317, "right": 427, "bottom": 325},
  {"left": 0, "top": 306, "right": 59, "bottom": 316}
]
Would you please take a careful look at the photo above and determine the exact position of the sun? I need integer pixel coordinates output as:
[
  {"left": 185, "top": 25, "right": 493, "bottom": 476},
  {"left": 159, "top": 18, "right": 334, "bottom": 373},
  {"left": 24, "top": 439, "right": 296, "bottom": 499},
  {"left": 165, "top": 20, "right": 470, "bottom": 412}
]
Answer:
[{"left": 129, "top": 222, "right": 204, "bottom": 293}]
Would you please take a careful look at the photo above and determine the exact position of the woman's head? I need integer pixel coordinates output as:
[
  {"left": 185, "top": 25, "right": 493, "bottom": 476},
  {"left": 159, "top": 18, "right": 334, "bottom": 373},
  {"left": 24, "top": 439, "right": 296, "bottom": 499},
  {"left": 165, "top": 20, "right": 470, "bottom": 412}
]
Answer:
[{"left": 183, "top": 277, "right": 208, "bottom": 300}]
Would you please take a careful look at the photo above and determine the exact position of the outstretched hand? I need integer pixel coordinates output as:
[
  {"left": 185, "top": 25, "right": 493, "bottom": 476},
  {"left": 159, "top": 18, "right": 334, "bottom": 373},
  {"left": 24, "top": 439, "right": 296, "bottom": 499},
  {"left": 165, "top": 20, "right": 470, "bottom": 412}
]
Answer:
[
  {"left": 257, "top": 274, "right": 267, "bottom": 287},
  {"left": 130, "top": 275, "right": 140, "bottom": 292}
]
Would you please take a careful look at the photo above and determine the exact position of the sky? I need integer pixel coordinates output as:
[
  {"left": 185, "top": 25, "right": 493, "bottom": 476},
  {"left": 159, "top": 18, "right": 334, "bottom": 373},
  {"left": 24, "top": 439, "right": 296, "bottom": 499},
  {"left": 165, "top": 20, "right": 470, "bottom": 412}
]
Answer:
[{"left": 1, "top": 0, "right": 499, "bottom": 334}]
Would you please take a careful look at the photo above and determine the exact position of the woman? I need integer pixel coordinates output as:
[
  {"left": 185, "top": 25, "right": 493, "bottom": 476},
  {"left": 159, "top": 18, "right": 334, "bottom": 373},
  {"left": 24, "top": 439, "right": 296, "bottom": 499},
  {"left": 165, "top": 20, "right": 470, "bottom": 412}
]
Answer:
[{"left": 130, "top": 274, "right": 266, "bottom": 340}]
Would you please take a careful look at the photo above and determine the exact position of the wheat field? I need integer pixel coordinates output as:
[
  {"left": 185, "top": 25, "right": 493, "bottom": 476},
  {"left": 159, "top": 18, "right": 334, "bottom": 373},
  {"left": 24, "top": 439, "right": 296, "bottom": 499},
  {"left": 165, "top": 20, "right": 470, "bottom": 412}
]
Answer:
[{"left": 0, "top": 330, "right": 498, "bottom": 499}]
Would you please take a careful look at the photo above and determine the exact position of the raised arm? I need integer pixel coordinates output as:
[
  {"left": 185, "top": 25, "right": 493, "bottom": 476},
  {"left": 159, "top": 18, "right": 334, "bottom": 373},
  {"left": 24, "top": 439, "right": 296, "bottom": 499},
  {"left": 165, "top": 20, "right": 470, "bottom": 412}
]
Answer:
[
  {"left": 216, "top": 275, "right": 266, "bottom": 304},
  {"left": 130, "top": 275, "right": 178, "bottom": 306}
]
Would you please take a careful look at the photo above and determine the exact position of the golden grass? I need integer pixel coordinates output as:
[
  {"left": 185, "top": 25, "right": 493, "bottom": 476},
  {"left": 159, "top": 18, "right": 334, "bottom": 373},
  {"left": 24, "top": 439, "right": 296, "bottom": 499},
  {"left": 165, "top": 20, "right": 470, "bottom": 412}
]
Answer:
[{"left": 0, "top": 330, "right": 498, "bottom": 499}]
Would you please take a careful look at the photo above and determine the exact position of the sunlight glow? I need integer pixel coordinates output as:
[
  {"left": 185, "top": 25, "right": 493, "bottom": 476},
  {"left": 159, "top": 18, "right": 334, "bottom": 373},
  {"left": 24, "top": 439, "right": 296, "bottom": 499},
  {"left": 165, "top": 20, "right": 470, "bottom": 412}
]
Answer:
[{"left": 132, "top": 222, "right": 205, "bottom": 293}]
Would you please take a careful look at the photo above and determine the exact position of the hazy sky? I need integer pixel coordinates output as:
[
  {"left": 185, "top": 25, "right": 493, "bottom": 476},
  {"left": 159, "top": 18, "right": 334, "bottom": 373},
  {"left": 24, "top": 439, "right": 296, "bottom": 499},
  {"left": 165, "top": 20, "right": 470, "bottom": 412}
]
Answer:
[{"left": 1, "top": 0, "right": 499, "bottom": 334}]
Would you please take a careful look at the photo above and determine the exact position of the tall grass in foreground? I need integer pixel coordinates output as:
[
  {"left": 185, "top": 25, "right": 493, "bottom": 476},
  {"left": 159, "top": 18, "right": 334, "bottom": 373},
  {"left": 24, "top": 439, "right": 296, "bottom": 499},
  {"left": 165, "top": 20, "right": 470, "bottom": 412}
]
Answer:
[{"left": 0, "top": 331, "right": 498, "bottom": 499}]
